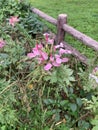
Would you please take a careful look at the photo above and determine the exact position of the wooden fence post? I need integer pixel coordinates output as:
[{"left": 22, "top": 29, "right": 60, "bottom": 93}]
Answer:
[{"left": 55, "top": 14, "right": 67, "bottom": 44}]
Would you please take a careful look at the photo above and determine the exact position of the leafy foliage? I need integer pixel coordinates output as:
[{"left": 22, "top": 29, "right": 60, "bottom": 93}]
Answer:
[
  {"left": 0, "top": 0, "right": 98, "bottom": 130},
  {"left": 0, "top": 0, "right": 46, "bottom": 37}
]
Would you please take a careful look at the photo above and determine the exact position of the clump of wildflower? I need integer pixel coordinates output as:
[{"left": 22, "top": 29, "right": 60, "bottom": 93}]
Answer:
[
  {"left": 0, "top": 39, "right": 6, "bottom": 48},
  {"left": 27, "top": 33, "right": 71, "bottom": 71},
  {"left": 9, "top": 16, "right": 19, "bottom": 26}
]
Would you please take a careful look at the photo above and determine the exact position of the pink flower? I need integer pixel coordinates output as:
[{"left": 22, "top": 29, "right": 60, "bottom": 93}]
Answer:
[
  {"left": 32, "top": 47, "right": 40, "bottom": 56},
  {"left": 59, "top": 42, "right": 64, "bottom": 47},
  {"left": 27, "top": 41, "right": 70, "bottom": 71},
  {"left": 59, "top": 48, "right": 72, "bottom": 55},
  {"left": 64, "top": 50, "right": 72, "bottom": 54},
  {"left": 43, "top": 33, "right": 50, "bottom": 37},
  {"left": 37, "top": 43, "right": 43, "bottom": 49},
  {"left": 43, "top": 33, "right": 50, "bottom": 42},
  {"left": 55, "top": 45, "right": 60, "bottom": 49},
  {"left": 27, "top": 53, "right": 36, "bottom": 58},
  {"left": 50, "top": 55, "right": 54, "bottom": 62},
  {"left": 9, "top": 16, "right": 19, "bottom": 26},
  {"left": 0, "top": 39, "right": 6, "bottom": 48},
  {"left": 54, "top": 54, "right": 62, "bottom": 64},
  {"left": 55, "top": 54, "right": 60, "bottom": 58},
  {"left": 37, "top": 57, "right": 43, "bottom": 64},
  {"left": 61, "top": 58, "right": 69, "bottom": 63},
  {"left": 48, "top": 38, "right": 54, "bottom": 44},
  {"left": 50, "top": 54, "right": 62, "bottom": 67},
  {"left": 41, "top": 51, "right": 48, "bottom": 60},
  {"left": 56, "top": 58, "right": 62, "bottom": 64},
  {"left": 55, "top": 42, "right": 64, "bottom": 49},
  {"left": 59, "top": 48, "right": 66, "bottom": 55},
  {"left": 32, "top": 44, "right": 44, "bottom": 56},
  {"left": 44, "top": 63, "right": 52, "bottom": 71},
  {"left": 52, "top": 61, "right": 61, "bottom": 67}
]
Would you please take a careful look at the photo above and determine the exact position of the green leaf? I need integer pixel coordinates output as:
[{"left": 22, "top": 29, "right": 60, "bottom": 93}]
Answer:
[
  {"left": 69, "top": 103, "right": 77, "bottom": 112},
  {"left": 0, "top": 53, "right": 9, "bottom": 58},
  {"left": 92, "top": 126, "right": 98, "bottom": 130},
  {"left": 55, "top": 112, "right": 60, "bottom": 122},
  {"left": 76, "top": 98, "right": 82, "bottom": 107},
  {"left": 43, "top": 99, "right": 54, "bottom": 105},
  {"left": 92, "top": 119, "right": 98, "bottom": 126},
  {"left": 50, "top": 71, "right": 57, "bottom": 83},
  {"left": 1, "top": 125, "right": 6, "bottom": 130},
  {"left": 60, "top": 100, "right": 69, "bottom": 106}
]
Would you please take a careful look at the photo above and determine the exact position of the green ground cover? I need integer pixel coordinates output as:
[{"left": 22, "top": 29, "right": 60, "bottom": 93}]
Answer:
[
  {"left": 0, "top": 0, "right": 98, "bottom": 129},
  {"left": 30, "top": 0, "right": 98, "bottom": 58}
]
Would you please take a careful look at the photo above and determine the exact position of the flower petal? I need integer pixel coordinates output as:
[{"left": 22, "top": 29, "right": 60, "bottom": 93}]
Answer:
[
  {"left": 56, "top": 58, "right": 62, "bottom": 64},
  {"left": 64, "top": 50, "right": 72, "bottom": 54},
  {"left": 44, "top": 63, "right": 52, "bottom": 71},
  {"left": 61, "top": 58, "right": 69, "bottom": 63},
  {"left": 41, "top": 52, "right": 48, "bottom": 60},
  {"left": 50, "top": 55, "right": 54, "bottom": 62},
  {"left": 60, "top": 42, "right": 64, "bottom": 47},
  {"left": 33, "top": 48, "right": 40, "bottom": 56},
  {"left": 55, "top": 45, "right": 60, "bottom": 49},
  {"left": 59, "top": 48, "right": 72, "bottom": 55},
  {"left": 48, "top": 38, "right": 54, "bottom": 44},
  {"left": 27, "top": 53, "right": 36, "bottom": 58},
  {"left": 59, "top": 48, "right": 66, "bottom": 55},
  {"left": 52, "top": 61, "right": 60, "bottom": 67}
]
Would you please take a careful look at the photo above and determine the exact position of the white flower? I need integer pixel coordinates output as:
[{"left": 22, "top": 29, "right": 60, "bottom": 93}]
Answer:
[{"left": 89, "top": 74, "right": 98, "bottom": 83}]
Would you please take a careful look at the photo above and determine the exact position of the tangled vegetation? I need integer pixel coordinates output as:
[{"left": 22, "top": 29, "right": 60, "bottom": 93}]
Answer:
[{"left": 0, "top": 0, "right": 98, "bottom": 130}]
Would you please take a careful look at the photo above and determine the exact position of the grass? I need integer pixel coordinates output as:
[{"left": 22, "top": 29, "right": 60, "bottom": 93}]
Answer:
[{"left": 30, "top": 0, "right": 98, "bottom": 59}]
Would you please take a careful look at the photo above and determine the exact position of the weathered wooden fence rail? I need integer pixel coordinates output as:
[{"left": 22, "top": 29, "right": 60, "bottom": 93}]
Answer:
[{"left": 31, "top": 8, "right": 98, "bottom": 65}]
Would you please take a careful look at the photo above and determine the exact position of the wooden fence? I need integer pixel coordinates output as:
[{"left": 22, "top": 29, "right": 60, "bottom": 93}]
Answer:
[{"left": 31, "top": 8, "right": 98, "bottom": 65}]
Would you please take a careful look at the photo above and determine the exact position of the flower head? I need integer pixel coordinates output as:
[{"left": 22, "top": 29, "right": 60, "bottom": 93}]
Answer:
[
  {"left": 0, "top": 39, "right": 6, "bottom": 48},
  {"left": 43, "top": 33, "right": 50, "bottom": 42},
  {"left": 9, "top": 16, "right": 19, "bottom": 26},
  {"left": 27, "top": 35, "right": 71, "bottom": 71}
]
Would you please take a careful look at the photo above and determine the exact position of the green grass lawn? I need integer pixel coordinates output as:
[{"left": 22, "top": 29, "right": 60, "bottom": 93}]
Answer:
[{"left": 30, "top": 0, "right": 98, "bottom": 58}]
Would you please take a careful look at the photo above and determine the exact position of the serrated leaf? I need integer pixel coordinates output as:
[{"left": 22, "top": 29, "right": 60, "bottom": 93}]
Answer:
[{"left": 50, "top": 71, "right": 57, "bottom": 83}]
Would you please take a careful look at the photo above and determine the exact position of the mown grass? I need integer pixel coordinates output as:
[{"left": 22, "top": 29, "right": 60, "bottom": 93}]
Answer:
[{"left": 30, "top": 0, "right": 98, "bottom": 59}]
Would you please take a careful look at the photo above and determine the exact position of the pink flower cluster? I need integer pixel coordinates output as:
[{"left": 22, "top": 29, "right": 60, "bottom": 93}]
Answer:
[
  {"left": 27, "top": 34, "right": 71, "bottom": 71},
  {"left": 9, "top": 16, "right": 19, "bottom": 27},
  {"left": 0, "top": 39, "right": 6, "bottom": 48}
]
